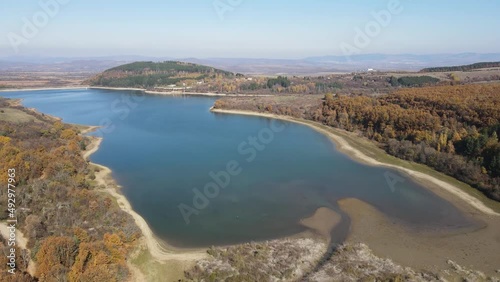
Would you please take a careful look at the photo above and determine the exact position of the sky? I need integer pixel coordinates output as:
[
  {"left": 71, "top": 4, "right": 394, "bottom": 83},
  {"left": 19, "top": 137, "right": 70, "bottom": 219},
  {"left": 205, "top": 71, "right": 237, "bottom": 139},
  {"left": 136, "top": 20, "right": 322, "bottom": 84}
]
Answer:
[{"left": 0, "top": 0, "right": 499, "bottom": 59}]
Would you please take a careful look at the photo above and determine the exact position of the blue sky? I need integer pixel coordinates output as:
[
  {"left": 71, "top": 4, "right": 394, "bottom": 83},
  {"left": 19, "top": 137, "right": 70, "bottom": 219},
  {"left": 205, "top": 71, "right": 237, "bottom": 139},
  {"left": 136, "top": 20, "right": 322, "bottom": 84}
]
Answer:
[{"left": 0, "top": 0, "right": 499, "bottom": 58}]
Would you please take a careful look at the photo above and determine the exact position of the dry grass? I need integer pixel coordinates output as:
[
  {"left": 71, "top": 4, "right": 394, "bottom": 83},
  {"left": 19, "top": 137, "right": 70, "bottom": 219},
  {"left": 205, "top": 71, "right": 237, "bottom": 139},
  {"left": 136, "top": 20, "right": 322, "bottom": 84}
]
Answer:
[
  {"left": 185, "top": 238, "right": 327, "bottom": 281},
  {"left": 308, "top": 243, "right": 500, "bottom": 282},
  {"left": 0, "top": 71, "right": 90, "bottom": 89},
  {"left": 0, "top": 107, "right": 39, "bottom": 123}
]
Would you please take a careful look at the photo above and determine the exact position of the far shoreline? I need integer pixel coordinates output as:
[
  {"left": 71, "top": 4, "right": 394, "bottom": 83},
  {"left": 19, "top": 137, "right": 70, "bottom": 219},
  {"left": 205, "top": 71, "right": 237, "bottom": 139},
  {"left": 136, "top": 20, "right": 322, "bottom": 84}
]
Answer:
[
  {"left": 90, "top": 86, "right": 274, "bottom": 97},
  {"left": 0, "top": 86, "right": 88, "bottom": 92},
  {"left": 0, "top": 85, "right": 274, "bottom": 98}
]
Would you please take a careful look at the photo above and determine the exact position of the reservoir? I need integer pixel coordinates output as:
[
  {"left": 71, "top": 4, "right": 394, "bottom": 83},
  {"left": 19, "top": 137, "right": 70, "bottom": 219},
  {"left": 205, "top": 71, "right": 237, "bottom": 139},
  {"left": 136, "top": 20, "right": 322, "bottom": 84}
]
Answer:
[{"left": 1, "top": 89, "right": 476, "bottom": 248}]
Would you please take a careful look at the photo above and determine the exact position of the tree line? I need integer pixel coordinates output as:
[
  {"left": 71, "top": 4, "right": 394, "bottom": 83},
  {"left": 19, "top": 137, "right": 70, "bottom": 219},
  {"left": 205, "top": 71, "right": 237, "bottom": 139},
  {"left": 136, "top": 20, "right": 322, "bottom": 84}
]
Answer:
[
  {"left": 388, "top": 76, "right": 440, "bottom": 87},
  {"left": 421, "top": 62, "right": 500, "bottom": 72}
]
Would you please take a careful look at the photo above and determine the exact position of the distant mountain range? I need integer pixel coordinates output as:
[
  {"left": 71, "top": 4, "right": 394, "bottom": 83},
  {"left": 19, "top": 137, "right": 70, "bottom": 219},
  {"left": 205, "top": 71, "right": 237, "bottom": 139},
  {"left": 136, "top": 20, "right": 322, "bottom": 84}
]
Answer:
[{"left": 1, "top": 53, "right": 500, "bottom": 75}]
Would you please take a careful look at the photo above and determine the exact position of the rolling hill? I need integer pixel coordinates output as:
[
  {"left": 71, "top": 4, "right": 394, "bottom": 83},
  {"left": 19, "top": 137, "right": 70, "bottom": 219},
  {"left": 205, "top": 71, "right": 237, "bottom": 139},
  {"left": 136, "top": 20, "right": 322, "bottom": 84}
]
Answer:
[{"left": 86, "top": 61, "right": 236, "bottom": 88}]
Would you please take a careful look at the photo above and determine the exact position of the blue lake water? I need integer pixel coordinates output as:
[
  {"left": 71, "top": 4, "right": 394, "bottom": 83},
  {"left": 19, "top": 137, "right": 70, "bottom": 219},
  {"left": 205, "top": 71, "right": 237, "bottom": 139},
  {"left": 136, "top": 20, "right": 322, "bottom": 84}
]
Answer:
[{"left": 1, "top": 89, "right": 476, "bottom": 247}]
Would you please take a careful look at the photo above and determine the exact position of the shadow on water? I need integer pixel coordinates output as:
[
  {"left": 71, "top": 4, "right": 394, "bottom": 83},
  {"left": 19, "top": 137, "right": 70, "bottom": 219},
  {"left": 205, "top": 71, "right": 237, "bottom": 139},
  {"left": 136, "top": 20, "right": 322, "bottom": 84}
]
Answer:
[{"left": 299, "top": 199, "right": 351, "bottom": 280}]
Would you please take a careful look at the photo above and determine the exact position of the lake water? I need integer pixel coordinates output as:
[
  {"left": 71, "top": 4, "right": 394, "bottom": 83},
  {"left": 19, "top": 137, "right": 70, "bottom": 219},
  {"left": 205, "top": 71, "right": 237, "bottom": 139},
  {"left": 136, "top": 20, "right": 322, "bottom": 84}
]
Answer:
[{"left": 1, "top": 89, "right": 476, "bottom": 247}]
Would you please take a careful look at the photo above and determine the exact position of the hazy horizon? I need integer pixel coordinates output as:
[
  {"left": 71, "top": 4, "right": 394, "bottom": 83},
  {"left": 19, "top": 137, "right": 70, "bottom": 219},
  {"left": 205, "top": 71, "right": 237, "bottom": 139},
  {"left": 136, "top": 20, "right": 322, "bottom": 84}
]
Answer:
[
  {"left": 1, "top": 0, "right": 499, "bottom": 59},
  {"left": 2, "top": 51, "right": 500, "bottom": 61}
]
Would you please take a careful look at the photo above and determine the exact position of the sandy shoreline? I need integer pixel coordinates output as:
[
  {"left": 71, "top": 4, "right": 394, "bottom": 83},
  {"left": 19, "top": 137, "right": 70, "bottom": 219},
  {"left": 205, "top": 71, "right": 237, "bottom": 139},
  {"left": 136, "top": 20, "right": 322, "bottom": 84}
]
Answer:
[
  {"left": 211, "top": 107, "right": 500, "bottom": 276},
  {"left": 83, "top": 136, "right": 207, "bottom": 262},
  {"left": 210, "top": 108, "right": 500, "bottom": 217},
  {"left": 89, "top": 86, "right": 145, "bottom": 91}
]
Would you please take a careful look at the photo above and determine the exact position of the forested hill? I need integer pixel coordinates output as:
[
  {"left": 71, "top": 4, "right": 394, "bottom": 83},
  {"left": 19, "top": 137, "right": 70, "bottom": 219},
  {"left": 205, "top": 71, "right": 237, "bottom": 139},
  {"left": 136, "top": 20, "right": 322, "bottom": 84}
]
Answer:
[
  {"left": 420, "top": 62, "right": 500, "bottom": 72},
  {"left": 86, "top": 61, "right": 236, "bottom": 88}
]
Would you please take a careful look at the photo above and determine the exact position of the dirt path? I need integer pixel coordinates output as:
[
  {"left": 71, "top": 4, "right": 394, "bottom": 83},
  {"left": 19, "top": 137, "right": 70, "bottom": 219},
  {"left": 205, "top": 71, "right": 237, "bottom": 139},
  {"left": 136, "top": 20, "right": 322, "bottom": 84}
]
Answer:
[
  {"left": 0, "top": 222, "right": 36, "bottom": 275},
  {"left": 0, "top": 223, "right": 28, "bottom": 250},
  {"left": 211, "top": 108, "right": 500, "bottom": 217},
  {"left": 80, "top": 125, "right": 100, "bottom": 135}
]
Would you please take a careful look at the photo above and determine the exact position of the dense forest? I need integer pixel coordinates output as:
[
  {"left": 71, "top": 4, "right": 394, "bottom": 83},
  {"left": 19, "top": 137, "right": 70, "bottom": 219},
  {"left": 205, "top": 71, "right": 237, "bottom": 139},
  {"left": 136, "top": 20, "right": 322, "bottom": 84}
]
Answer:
[
  {"left": 318, "top": 84, "right": 500, "bottom": 200},
  {"left": 214, "top": 84, "right": 500, "bottom": 201},
  {"left": 0, "top": 98, "right": 140, "bottom": 281},
  {"left": 106, "top": 61, "right": 233, "bottom": 75},
  {"left": 267, "top": 76, "right": 291, "bottom": 88},
  {"left": 421, "top": 62, "right": 500, "bottom": 72},
  {"left": 388, "top": 76, "right": 440, "bottom": 87}
]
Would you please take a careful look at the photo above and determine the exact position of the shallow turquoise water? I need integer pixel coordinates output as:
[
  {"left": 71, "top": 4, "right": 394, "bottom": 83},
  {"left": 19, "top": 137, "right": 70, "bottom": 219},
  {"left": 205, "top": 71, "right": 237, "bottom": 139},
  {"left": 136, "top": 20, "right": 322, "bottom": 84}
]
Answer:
[{"left": 1, "top": 89, "right": 475, "bottom": 247}]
